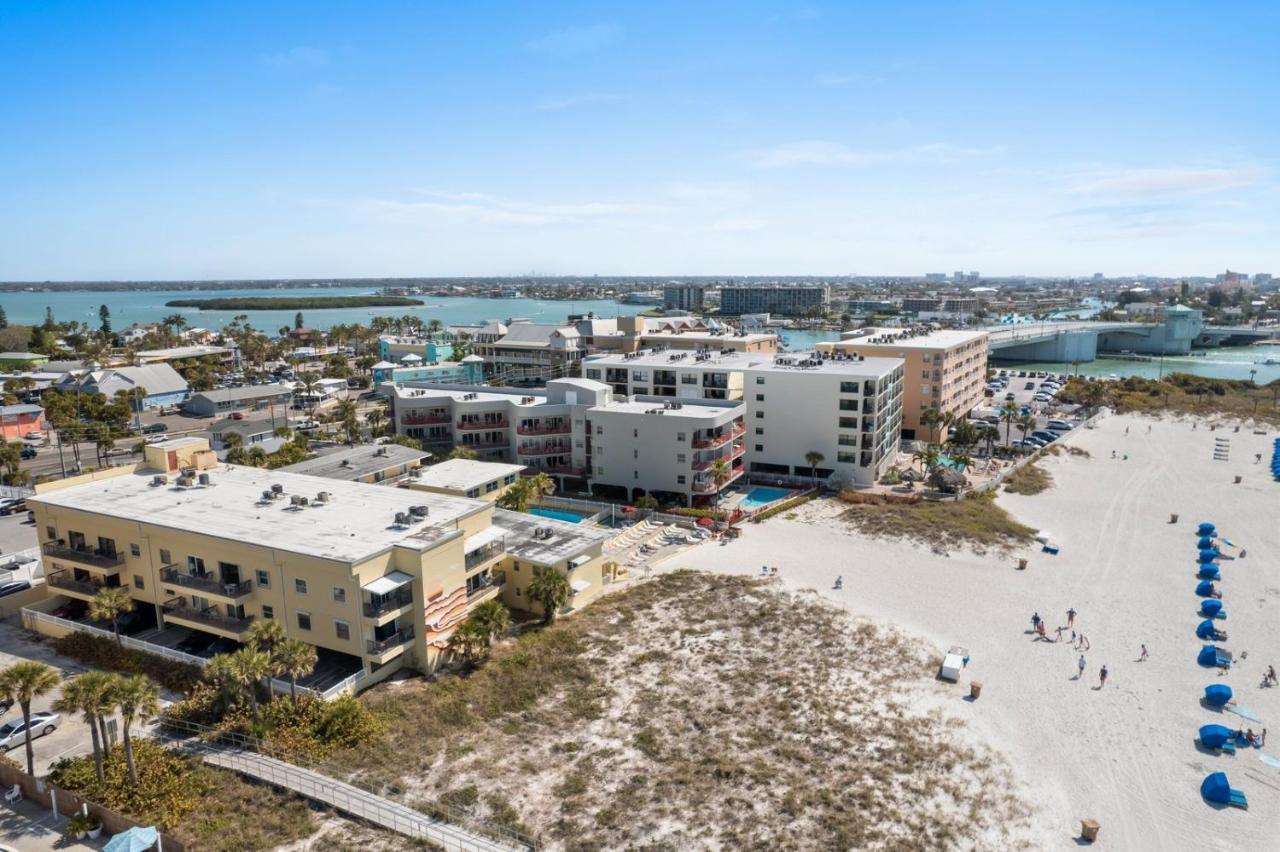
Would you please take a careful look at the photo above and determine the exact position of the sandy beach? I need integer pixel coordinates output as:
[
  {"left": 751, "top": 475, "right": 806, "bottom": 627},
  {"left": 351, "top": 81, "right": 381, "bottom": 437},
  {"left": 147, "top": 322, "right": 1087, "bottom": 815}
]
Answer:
[{"left": 660, "top": 411, "right": 1280, "bottom": 851}]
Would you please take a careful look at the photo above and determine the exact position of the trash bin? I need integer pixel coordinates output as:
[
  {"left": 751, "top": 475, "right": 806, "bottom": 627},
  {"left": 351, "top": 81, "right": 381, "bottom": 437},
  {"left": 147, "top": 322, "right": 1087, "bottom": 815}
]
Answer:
[
  {"left": 970, "top": 681, "right": 982, "bottom": 699},
  {"left": 1080, "top": 819, "right": 1100, "bottom": 842},
  {"left": 1017, "top": 558, "right": 1028, "bottom": 571},
  {"left": 1170, "top": 513, "right": 1179, "bottom": 524},
  {"left": 1233, "top": 475, "right": 1242, "bottom": 484}
]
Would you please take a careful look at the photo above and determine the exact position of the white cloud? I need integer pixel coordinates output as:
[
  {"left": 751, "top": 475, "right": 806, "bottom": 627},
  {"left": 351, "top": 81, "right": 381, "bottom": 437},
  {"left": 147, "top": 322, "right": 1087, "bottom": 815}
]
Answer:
[
  {"left": 744, "top": 140, "right": 1003, "bottom": 168},
  {"left": 533, "top": 93, "right": 621, "bottom": 111},
  {"left": 708, "top": 218, "right": 767, "bottom": 232},
  {"left": 263, "top": 46, "right": 329, "bottom": 70},
  {"left": 525, "top": 24, "right": 619, "bottom": 57},
  {"left": 350, "top": 191, "right": 661, "bottom": 227},
  {"left": 1070, "top": 167, "right": 1264, "bottom": 197}
]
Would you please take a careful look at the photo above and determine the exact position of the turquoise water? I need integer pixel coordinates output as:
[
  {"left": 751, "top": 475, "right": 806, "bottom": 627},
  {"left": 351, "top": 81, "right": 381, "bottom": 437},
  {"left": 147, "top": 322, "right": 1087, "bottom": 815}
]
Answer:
[
  {"left": 527, "top": 506, "right": 587, "bottom": 524},
  {"left": 999, "top": 344, "right": 1280, "bottom": 385},
  {"left": 0, "top": 287, "right": 638, "bottom": 333},
  {"left": 739, "top": 486, "right": 793, "bottom": 510}
]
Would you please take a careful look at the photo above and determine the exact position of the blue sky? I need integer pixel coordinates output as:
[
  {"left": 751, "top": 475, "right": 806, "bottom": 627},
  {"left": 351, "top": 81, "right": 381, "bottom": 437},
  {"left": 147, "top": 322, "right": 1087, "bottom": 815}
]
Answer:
[{"left": 1, "top": 1, "right": 1277, "bottom": 279}]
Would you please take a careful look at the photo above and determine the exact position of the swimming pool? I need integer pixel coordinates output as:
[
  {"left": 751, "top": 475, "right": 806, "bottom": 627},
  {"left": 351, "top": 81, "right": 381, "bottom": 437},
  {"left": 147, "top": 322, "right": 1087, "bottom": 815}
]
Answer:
[
  {"left": 738, "top": 486, "right": 793, "bottom": 511},
  {"left": 527, "top": 506, "right": 588, "bottom": 524},
  {"left": 937, "top": 456, "right": 967, "bottom": 471}
]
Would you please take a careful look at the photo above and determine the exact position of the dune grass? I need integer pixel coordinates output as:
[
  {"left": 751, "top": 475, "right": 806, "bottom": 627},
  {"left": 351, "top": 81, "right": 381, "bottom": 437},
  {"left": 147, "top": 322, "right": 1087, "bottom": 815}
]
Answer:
[
  {"left": 838, "top": 490, "right": 1037, "bottom": 554},
  {"left": 1003, "top": 462, "right": 1054, "bottom": 495},
  {"left": 330, "top": 572, "right": 1033, "bottom": 850}
]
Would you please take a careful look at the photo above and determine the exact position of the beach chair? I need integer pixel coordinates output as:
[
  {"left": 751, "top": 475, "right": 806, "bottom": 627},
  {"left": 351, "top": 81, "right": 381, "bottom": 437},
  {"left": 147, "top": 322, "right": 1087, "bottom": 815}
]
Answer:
[{"left": 2, "top": 784, "right": 20, "bottom": 804}]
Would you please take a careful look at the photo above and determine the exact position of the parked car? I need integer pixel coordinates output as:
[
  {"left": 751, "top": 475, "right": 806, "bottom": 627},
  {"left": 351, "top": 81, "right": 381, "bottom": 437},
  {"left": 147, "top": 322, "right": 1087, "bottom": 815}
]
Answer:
[
  {"left": 23, "top": 431, "right": 43, "bottom": 441},
  {"left": 0, "top": 712, "right": 59, "bottom": 751},
  {"left": 205, "top": 637, "right": 241, "bottom": 657},
  {"left": 0, "top": 498, "right": 26, "bottom": 516},
  {"left": 294, "top": 419, "right": 320, "bottom": 431},
  {"left": 1004, "top": 392, "right": 1016, "bottom": 401},
  {"left": 1032, "top": 393, "right": 1053, "bottom": 403},
  {"left": 228, "top": 411, "right": 245, "bottom": 420},
  {"left": 175, "top": 632, "right": 217, "bottom": 655},
  {"left": 981, "top": 414, "right": 1001, "bottom": 424},
  {"left": 1046, "top": 419, "right": 1074, "bottom": 431},
  {"left": 1014, "top": 439, "right": 1045, "bottom": 449},
  {"left": 50, "top": 599, "right": 87, "bottom": 620},
  {"left": 1023, "top": 381, "right": 1035, "bottom": 390},
  {"left": 19, "top": 446, "right": 36, "bottom": 459},
  {"left": 140, "top": 422, "right": 168, "bottom": 434},
  {"left": 1031, "top": 430, "right": 1060, "bottom": 443},
  {"left": 0, "top": 581, "right": 30, "bottom": 598},
  {"left": 983, "top": 389, "right": 995, "bottom": 398}
]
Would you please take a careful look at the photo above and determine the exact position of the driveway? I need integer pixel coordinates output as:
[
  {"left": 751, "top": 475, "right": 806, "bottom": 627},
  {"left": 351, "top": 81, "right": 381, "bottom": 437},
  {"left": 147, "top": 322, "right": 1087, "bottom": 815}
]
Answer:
[{"left": 0, "top": 624, "right": 97, "bottom": 775}]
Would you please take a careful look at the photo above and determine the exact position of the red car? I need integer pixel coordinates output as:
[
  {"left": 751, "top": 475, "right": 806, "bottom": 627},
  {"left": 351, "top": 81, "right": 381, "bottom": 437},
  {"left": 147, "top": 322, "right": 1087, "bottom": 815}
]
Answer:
[{"left": 229, "top": 411, "right": 245, "bottom": 420}]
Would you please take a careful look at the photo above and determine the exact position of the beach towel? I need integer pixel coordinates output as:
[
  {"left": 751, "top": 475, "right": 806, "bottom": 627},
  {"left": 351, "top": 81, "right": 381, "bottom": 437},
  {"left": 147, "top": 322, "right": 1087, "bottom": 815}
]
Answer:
[
  {"left": 1260, "top": 754, "right": 1280, "bottom": 770},
  {"left": 1228, "top": 705, "right": 1263, "bottom": 723}
]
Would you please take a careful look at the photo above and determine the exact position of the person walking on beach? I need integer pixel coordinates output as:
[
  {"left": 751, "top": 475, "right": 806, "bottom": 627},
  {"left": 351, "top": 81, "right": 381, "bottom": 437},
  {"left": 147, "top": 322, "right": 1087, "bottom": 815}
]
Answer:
[
  {"left": 1067, "top": 608, "right": 1076, "bottom": 628},
  {"left": 1139, "top": 644, "right": 1149, "bottom": 662},
  {"left": 1077, "top": 655, "right": 1087, "bottom": 680},
  {"left": 1099, "top": 665, "right": 1109, "bottom": 688}
]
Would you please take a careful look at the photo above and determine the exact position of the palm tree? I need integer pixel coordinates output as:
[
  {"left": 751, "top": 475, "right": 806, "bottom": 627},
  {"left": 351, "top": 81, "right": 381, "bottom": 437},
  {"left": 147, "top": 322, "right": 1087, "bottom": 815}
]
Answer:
[
  {"left": 940, "top": 410, "right": 956, "bottom": 442},
  {"left": 1017, "top": 414, "right": 1037, "bottom": 446},
  {"left": 979, "top": 425, "right": 999, "bottom": 458},
  {"left": 911, "top": 445, "right": 940, "bottom": 472},
  {"left": 468, "top": 599, "right": 510, "bottom": 646},
  {"left": 221, "top": 430, "right": 244, "bottom": 451},
  {"left": 804, "top": 451, "right": 825, "bottom": 488},
  {"left": 920, "top": 407, "right": 943, "bottom": 443},
  {"left": 229, "top": 648, "right": 273, "bottom": 721},
  {"left": 447, "top": 446, "right": 478, "bottom": 461},
  {"left": 297, "top": 371, "right": 321, "bottom": 413},
  {"left": 111, "top": 674, "right": 160, "bottom": 784},
  {"left": 205, "top": 654, "right": 246, "bottom": 715},
  {"left": 365, "top": 407, "right": 386, "bottom": 438},
  {"left": 0, "top": 662, "right": 61, "bottom": 776},
  {"left": 448, "top": 620, "right": 490, "bottom": 667},
  {"left": 334, "top": 398, "right": 360, "bottom": 443},
  {"left": 426, "top": 318, "right": 443, "bottom": 335},
  {"left": 54, "top": 675, "right": 105, "bottom": 782},
  {"left": 528, "top": 569, "right": 571, "bottom": 625},
  {"left": 496, "top": 477, "right": 536, "bottom": 512},
  {"left": 272, "top": 639, "right": 318, "bottom": 705},
  {"left": 529, "top": 471, "right": 555, "bottom": 505},
  {"left": 246, "top": 618, "right": 286, "bottom": 656},
  {"left": 88, "top": 586, "right": 134, "bottom": 647},
  {"left": 950, "top": 453, "right": 973, "bottom": 473},
  {"left": 999, "top": 401, "right": 1020, "bottom": 445},
  {"left": 949, "top": 421, "right": 979, "bottom": 453},
  {"left": 709, "top": 457, "right": 732, "bottom": 505}
]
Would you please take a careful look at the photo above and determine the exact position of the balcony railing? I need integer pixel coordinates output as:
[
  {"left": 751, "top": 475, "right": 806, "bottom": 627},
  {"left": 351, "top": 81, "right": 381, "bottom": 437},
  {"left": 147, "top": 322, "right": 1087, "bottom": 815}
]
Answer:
[
  {"left": 691, "top": 466, "right": 745, "bottom": 493},
  {"left": 43, "top": 543, "right": 124, "bottom": 571},
  {"left": 160, "top": 566, "right": 252, "bottom": 599},
  {"left": 517, "top": 443, "right": 572, "bottom": 456},
  {"left": 465, "top": 541, "right": 506, "bottom": 570},
  {"left": 691, "top": 443, "right": 745, "bottom": 471},
  {"left": 460, "top": 439, "right": 510, "bottom": 449},
  {"left": 46, "top": 571, "right": 105, "bottom": 597},
  {"left": 541, "top": 465, "right": 588, "bottom": 476},
  {"left": 691, "top": 424, "right": 746, "bottom": 450},
  {"left": 367, "top": 626, "right": 415, "bottom": 655},
  {"left": 467, "top": 574, "right": 503, "bottom": 599},
  {"left": 456, "top": 419, "right": 508, "bottom": 430},
  {"left": 162, "top": 600, "right": 253, "bottom": 633},
  {"left": 515, "top": 422, "right": 571, "bottom": 436},
  {"left": 363, "top": 589, "right": 414, "bottom": 618},
  {"left": 401, "top": 413, "right": 450, "bottom": 425}
]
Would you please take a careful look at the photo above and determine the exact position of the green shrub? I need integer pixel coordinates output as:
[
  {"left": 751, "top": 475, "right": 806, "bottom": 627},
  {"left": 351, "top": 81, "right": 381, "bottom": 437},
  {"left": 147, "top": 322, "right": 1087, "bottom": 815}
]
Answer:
[
  {"left": 660, "top": 507, "right": 728, "bottom": 520},
  {"left": 53, "top": 632, "right": 202, "bottom": 693},
  {"left": 749, "top": 494, "right": 814, "bottom": 523},
  {"left": 50, "top": 739, "right": 208, "bottom": 828}
]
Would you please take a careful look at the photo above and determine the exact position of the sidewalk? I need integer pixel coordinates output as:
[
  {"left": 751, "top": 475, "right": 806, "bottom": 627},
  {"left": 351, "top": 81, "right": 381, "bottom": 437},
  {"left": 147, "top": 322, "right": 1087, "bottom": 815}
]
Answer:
[{"left": 0, "top": 798, "right": 99, "bottom": 852}]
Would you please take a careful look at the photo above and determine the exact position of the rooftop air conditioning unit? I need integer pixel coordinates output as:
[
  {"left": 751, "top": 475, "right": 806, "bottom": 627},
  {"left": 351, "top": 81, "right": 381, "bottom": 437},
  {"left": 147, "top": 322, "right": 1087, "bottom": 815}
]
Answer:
[
  {"left": 198, "top": 473, "right": 211, "bottom": 486},
  {"left": 394, "top": 512, "right": 410, "bottom": 526},
  {"left": 150, "top": 475, "right": 168, "bottom": 487},
  {"left": 340, "top": 459, "right": 351, "bottom": 467},
  {"left": 409, "top": 505, "right": 429, "bottom": 518},
  {"left": 315, "top": 491, "right": 330, "bottom": 503},
  {"left": 271, "top": 483, "right": 284, "bottom": 495},
  {"left": 261, "top": 490, "right": 275, "bottom": 502}
]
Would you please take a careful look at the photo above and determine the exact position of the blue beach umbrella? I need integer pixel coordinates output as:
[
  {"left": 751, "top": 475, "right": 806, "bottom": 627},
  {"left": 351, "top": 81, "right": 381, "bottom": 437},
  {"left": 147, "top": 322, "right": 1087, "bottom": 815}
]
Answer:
[
  {"left": 1195, "top": 580, "right": 1216, "bottom": 597},
  {"left": 1198, "top": 549, "right": 1220, "bottom": 563},
  {"left": 1204, "top": 684, "right": 1233, "bottom": 706},
  {"left": 1196, "top": 620, "right": 1220, "bottom": 639},
  {"left": 1201, "top": 772, "right": 1231, "bottom": 804},
  {"left": 1200, "top": 725, "right": 1232, "bottom": 749},
  {"left": 1197, "top": 522, "right": 1216, "bottom": 536},
  {"left": 103, "top": 826, "right": 159, "bottom": 852},
  {"left": 1198, "top": 565, "right": 1220, "bottom": 580},
  {"left": 1198, "top": 645, "right": 1223, "bottom": 667},
  {"left": 1197, "top": 535, "right": 1215, "bottom": 549},
  {"left": 1201, "top": 599, "right": 1224, "bottom": 618}
]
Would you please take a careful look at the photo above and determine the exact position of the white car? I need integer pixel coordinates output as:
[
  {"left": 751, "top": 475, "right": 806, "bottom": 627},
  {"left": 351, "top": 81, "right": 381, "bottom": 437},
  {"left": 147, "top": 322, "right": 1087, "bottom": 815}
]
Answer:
[
  {"left": 293, "top": 420, "right": 321, "bottom": 431},
  {"left": 0, "top": 712, "right": 59, "bottom": 751},
  {"left": 23, "top": 431, "right": 43, "bottom": 441}
]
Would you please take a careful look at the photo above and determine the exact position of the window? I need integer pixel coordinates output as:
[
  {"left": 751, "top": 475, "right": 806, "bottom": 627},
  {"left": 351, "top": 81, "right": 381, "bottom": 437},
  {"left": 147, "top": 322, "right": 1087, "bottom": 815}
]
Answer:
[
  {"left": 839, "top": 381, "right": 859, "bottom": 394},
  {"left": 45, "top": 526, "right": 56, "bottom": 541},
  {"left": 839, "top": 399, "right": 858, "bottom": 411},
  {"left": 922, "top": 370, "right": 930, "bottom": 379},
  {"left": 595, "top": 426, "right": 603, "bottom": 435},
  {"left": 839, "top": 417, "right": 857, "bottom": 428},
  {"left": 633, "top": 470, "right": 639, "bottom": 479},
  {"left": 755, "top": 411, "right": 764, "bottom": 419},
  {"left": 633, "top": 429, "right": 639, "bottom": 438},
  {"left": 676, "top": 475, "right": 686, "bottom": 484},
  {"left": 753, "top": 427, "right": 762, "bottom": 435},
  {"left": 187, "top": 556, "right": 205, "bottom": 574},
  {"left": 333, "top": 587, "right": 346, "bottom": 604},
  {"left": 335, "top": 620, "right": 351, "bottom": 641},
  {"left": 515, "top": 587, "right": 522, "bottom": 597},
  {"left": 296, "top": 611, "right": 311, "bottom": 631},
  {"left": 262, "top": 605, "right": 274, "bottom": 620},
  {"left": 921, "top": 384, "right": 931, "bottom": 395},
  {"left": 756, "top": 376, "right": 765, "bottom": 385},
  {"left": 159, "top": 548, "right": 171, "bottom": 565},
  {"left": 755, "top": 444, "right": 763, "bottom": 452},
  {"left": 466, "top": 488, "right": 480, "bottom": 498},
  {"left": 633, "top": 449, "right": 638, "bottom": 459},
  {"left": 130, "top": 544, "right": 141, "bottom": 557},
  {"left": 676, "top": 453, "right": 686, "bottom": 463},
  {"left": 838, "top": 452, "right": 857, "bottom": 463},
  {"left": 504, "top": 474, "right": 516, "bottom": 484},
  {"left": 676, "top": 432, "right": 685, "bottom": 441},
  {"left": 485, "top": 481, "right": 498, "bottom": 493},
  {"left": 133, "top": 575, "right": 145, "bottom": 590},
  {"left": 755, "top": 394, "right": 764, "bottom": 401},
  {"left": 256, "top": 570, "right": 270, "bottom": 588},
  {"left": 295, "top": 578, "right": 308, "bottom": 594}
]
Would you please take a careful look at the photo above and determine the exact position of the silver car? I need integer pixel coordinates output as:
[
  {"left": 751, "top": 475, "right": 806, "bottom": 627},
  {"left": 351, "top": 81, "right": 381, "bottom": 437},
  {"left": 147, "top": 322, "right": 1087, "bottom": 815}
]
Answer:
[{"left": 0, "top": 712, "right": 59, "bottom": 751}]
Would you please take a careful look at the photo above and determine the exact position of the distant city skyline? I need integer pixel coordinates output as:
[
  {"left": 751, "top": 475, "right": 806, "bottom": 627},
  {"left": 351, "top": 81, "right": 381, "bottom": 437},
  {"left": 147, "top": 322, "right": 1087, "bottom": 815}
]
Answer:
[{"left": 1, "top": 1, "right": 1277, "bottom": 280}]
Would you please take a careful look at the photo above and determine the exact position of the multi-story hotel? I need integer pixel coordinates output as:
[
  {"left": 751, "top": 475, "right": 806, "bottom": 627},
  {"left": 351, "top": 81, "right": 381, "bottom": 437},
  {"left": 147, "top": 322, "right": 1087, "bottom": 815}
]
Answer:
[
  {"left": 743, "top": 353, "right": 904, "bottom": 486},
  {"left": 581, "top": 350, "right": 758, "bottom": 401},
  {"left": 816, "top": 327, "right": 988, "bottom": 441},
  {"left": 26, "top": 437, "right": 610, "bottom": 694},
  {"left": 469, "top": 322, "right": 586, "bottom": 381},
  {"left": 720, "top": 285, "right": 830, "bottom": 317}
]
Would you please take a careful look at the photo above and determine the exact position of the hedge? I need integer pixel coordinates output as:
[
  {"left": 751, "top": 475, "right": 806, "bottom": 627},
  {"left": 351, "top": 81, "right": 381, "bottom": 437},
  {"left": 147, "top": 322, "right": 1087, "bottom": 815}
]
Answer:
[
  {"left": 749, "top": 494, "right": 814, "bottom": 523},
  {"left": 53, "top": 631, "right": 203, "bottom": 693}
]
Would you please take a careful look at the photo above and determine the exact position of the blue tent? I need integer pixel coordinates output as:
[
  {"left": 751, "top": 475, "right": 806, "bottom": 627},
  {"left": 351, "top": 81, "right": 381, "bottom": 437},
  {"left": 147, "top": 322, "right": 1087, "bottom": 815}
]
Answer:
[
  {"left": 1198, "top": 549, "right": 1220, "bottom": 563},
  {"left": 1197, "top": 535, "right": 1215, "bottom": 549},
  {"left": 1201, "top": 772, "right": 1231, "bottom": 804},
  {"left": 103, "top": 826, "right": 158, "bottom": 852},
  {"left": 1197, "top": 522, "right": 1216, "bottom": 536},
  {"left": 1198, "top": 645, "right": 1229, "bottom": 667},
  {"left": 1205, "top": 684, "right": 1233, "bottom": 706},
  {"left": 1200, "top": 725, "right": 1233, "bottom": 749},
  {"left": 1202, "top": 599, "right": 1225, "bottom": 618},
  {"left": 1196, "top": 619, "right": 1221, "bottom": 640},
  {"left": 1195, "top": 580, "right": 1216, "bottom": 597},
  {"left": 1198, "top": 565, "right": 1220, "bottom": 580}
]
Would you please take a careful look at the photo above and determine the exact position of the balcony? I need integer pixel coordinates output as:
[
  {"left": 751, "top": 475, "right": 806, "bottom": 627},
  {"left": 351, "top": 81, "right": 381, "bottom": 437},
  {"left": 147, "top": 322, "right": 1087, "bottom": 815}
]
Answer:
[
  {"left": 517, "top": 442, "right": 572, "bottom": 457},
  {"left": 460, "top": 438, "right": 509, "bottom": 450},
  {"left": 466, "top": 573, "right": 504, "bottom": 601},
  {"left": 160, "top": 567, "right": 252, "bottom": 600},
  {"left": 691, "top": 424, "right": 746, "bottom": 450},
  {"left": 367, "top": 626, "right": 415, "bottom": 656},
  {"left": 541, "top": 465, "right": 588, "bottom": 477},
  {"left": 46, "top": 571, "right": 106, "bottom": 599},
  {"left": 401, "top": 412, "right": 450, "bottom": 426},
  {"left": 691, "top": 466, "right": 745, "bottom": 494},
  {"left": 465, "top": 541, "right": 506, "bottom": 571},
  {"left": 161, "top": 600, "right": 253, "bottom": 637},
  {"left": 691, "top": 443, "right": 745, "bottom": 471},
  {"left": 516, "top": 422, "right": 571, "bottom": 436},
  {"left": 42, "top": 543, "right": 124, "bottom": 573},
  {"left": 456, "top": 418, "right": 508, "bottom": 430},
  {"left": 363, "top": 589, "right": 414, "bottom": 619}
]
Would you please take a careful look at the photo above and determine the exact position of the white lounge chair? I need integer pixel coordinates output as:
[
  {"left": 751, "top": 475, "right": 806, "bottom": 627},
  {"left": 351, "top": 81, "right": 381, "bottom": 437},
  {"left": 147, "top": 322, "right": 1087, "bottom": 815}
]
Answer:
[{"left": 3, "top": 784, "right": 21, "bottom": 804}]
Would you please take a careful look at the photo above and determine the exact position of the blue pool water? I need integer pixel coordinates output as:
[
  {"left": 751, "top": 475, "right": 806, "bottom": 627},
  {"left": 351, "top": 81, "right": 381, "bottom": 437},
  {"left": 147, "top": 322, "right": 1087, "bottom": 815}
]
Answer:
[
  {"left": 739, "top": 486, "right": 793, "bottom": 511},
  {"left": 937, "top": 455, "right": 967, "bottom": 471},
  {"left": 527, "top": 506, "right": 587, "bottom": 523}
]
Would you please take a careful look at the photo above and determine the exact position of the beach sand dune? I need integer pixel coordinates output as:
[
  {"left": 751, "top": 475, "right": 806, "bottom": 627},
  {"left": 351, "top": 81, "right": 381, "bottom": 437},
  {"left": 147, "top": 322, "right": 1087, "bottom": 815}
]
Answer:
[{"left": 661, "top": 413, "right": 1279, "bottom": 850}]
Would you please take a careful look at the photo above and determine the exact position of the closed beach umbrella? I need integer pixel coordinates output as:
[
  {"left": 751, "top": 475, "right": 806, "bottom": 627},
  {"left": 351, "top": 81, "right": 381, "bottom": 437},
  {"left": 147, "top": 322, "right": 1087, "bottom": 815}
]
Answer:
[
  {"left": 1198, "top": 645, "right": 1221, "bottom": 667},
  {"left": 1197, "top": 522, "right": 1216, "bottom": 536},
  {"left": 1200, "top": 772, "right": 1231, "bottom": 804},
  {"left": 1196, "top": 620, "right": 1218, "bottom": 640},
  {"left": 1195, "top": 580, "right": 1216, "bottom": 597},
  {"left": 1204, "top": 684, "right": 1233, "bottom": 706},
  {"left": 1201, "top": 599, "right": 1224, "bottom": 617},
  {"left": 1200, "top": 725, "right": 1232, "bottom": 749}
]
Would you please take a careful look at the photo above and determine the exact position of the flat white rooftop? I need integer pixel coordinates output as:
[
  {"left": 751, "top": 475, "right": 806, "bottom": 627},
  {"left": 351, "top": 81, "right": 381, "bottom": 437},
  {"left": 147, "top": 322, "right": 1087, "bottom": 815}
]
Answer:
[
  {"left": 590, "top": 399, "right": 740, "bottom": 419},
  {"left": 412, "top": 458, "right": 526, "bottom": 491},
  {"left": 491, "top": 509, "right": 609, "bottom": 565},
  {"left": 31, "top": 465, "right": 487, "bottom": 563},
  {"left": 831, "top": 327, "right": 988, "bottom": 349},
  {"left": 584, "top": 350, "right": 767, "bottom": 370},
  {"left": 744, "top": 352, "right": 904, "bottom": 376}
]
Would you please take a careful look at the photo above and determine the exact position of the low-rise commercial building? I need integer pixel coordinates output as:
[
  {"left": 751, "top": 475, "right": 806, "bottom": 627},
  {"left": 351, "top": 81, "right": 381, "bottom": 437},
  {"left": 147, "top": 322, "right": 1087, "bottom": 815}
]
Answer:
[
  {"left": 377, "top": 336, "right": 454, "bottom": 364},
  {"left": 53, "top": 364, "right": 190, "bottom": 409},
  {"left": 817, "top": 327, "right": 987, "bottom": 441},
  {"left": 0, "top": 352, "right": 49, "bottom": 369},
  {"left": 471, "top": 322, "right": 585, "bottom": 382},
  {"left": 0, "top": 404, "right": 46, "bottom": 440},
  {"left": 184, "top": 383, "right": 293, "bottom": 417},
  {"left": 25, "top": 438, "right": 610, "bottom": 693},
  {"left": 280, "top": 444, "right": 429, "bottom": 484},
  {"left": 406, "top": 459, "right": 525, "bottom": 501}
]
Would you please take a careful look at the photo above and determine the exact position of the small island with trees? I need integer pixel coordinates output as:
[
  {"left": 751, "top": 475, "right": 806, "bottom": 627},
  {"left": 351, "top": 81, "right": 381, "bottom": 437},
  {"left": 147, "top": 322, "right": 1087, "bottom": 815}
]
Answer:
[{"left": 163, "top": 295, "right": 424, "bottom": 311}]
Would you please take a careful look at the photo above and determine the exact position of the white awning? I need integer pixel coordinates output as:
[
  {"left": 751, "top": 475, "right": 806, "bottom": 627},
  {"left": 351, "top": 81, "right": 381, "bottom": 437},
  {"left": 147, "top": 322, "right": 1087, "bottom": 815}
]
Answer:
[
  {"left": 568, "top": 555, "right": 592, "bottom": 569},
  {"left": 363, "top": 571, "right": 414, "bottom": 595},
  {"left": 570, "top": 578, "right": 591, "bottom": 594},
  {"left": 464, "top": 526, "right": 507, "bottom": 553}
]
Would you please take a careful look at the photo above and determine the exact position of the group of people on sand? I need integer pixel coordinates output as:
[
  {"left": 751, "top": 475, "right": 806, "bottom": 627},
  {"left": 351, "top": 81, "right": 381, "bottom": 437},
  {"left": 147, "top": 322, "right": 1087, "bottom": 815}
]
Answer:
[
  {"left": 1030, "top": 608, "right": 1113, "bottom": 688},
  {"left": 1238, "top": 728, "right": 1268, "bottom": 748},
  {"left": 1263, "top": 665, "right": 1278, "bottom": 688}
]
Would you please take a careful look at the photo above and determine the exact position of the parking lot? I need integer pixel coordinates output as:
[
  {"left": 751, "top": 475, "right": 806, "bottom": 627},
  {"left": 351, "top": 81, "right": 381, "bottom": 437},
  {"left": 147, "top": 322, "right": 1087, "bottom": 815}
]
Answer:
[
  {"left": 0, "top": 624, "right": 96, "bottom": 775},
  {"left": 971, "top": 368, "right": 1084, "bottom": 448}
]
